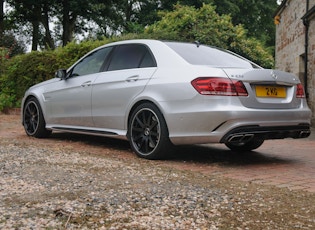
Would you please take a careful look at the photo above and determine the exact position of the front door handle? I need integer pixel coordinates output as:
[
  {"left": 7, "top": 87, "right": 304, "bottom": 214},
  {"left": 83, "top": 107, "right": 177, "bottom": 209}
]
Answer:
[
  {"left": 126, "top": 75, "right": 139, "bottom": 82},
  {"left": 81, "top": 81, "right": 92, "bottom": 87}
]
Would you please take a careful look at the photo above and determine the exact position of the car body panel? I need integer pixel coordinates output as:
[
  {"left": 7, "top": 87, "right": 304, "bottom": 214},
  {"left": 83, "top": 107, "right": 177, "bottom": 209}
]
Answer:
[
  {"left": 43, "top": 72, "right": 101, "bottom": 127},
  {"left": 21, "top": 39, "right": 312, "bottom": 148},
  {"left": 92, "top": 67, "right": 157, "bottom": 130}
]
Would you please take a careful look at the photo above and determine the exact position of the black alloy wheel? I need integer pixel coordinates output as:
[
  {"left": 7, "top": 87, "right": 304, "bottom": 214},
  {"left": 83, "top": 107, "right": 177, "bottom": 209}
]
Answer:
[
  {"left": 23, "top": 98, "right": 51, "bottom": 138},
  {"left": 129, "top": 103, "right": 171, "bottom": 159}
]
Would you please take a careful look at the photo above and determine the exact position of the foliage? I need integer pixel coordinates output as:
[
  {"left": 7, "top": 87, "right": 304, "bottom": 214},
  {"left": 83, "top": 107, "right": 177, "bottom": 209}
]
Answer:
[
  {"left": 0, "top": 55, "right": 16, "bottom": 111},
  {"left": 222, "top": 0, "right": 278, "bottom": 47},
  {"left": 0, "top": 73, "right": 16, "bottom": 111},
  {"left": 0, "top": 32, "right": 26, "bottom": 111},
  {"left": 145, "top": 4, "right": 274, "bottom": 68},
  {"left": 2, "top": 0, "right": 278, "bottom": 52},
  {"left": 229, "top": 29, "right": 274, "bottom": 68},
  {"left": 0, "top": 51, "right": 58, "bottom": 104},
  {"left": 0, "top": 33, "right": 25, "bottom": 57},
  {"left": 54, "top": 40, "right": 105, "bottom": 68},
  {"left": 0, "top": 35, "right": 139, "bottom": 111},
  {"left": 0, "top": 46, "right": 9, "bottom": 59}
]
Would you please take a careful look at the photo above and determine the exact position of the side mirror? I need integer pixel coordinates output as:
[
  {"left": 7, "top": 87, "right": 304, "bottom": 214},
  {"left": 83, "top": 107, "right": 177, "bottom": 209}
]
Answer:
[{"left": 55, "top": 69, "right": 67, "bottom": 80}]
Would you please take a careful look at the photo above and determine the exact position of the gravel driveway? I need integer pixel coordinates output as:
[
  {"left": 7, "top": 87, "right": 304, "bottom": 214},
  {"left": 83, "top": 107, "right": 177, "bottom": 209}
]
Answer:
[{"left": 0, "top": 114, "right": 315, "bottom": 229}]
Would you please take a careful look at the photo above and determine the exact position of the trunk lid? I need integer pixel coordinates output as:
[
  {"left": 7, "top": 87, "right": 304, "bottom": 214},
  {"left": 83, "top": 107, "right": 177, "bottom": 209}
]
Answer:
[{"left": 223, "top": 68, "right": 302, "bottom": 109}]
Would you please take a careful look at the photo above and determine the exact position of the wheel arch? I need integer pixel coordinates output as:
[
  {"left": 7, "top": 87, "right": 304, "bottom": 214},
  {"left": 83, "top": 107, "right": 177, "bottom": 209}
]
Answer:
[
  {"left": 21, "top": 94, "right": 47, "bottom": 124},
  {"left": 126, "top": 99, "right": 169, "bottom": 137}
]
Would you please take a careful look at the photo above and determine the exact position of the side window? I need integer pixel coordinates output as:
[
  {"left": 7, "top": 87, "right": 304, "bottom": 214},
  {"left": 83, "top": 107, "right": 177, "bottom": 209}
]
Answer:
[
  {"left": 108, "top": 44, "right": 156, "bottom": 71},
  {"left": 139, "top": 50, "right": 156, "bottom": 68},
  {"left": 70, "top": 47, "right": 112, "bottom": 77}
]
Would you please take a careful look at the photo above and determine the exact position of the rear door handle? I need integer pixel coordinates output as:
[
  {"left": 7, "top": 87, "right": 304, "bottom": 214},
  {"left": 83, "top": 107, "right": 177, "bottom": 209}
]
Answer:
[
  {"left": 81, "top": 81, "right": 92, "bottom": 87},
  {"left": 126, "top": 75, "right": 139, "bottom": 82}
]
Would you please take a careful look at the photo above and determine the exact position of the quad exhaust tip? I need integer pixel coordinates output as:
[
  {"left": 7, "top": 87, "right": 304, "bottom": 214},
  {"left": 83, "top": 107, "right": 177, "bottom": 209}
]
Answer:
[
  {"left": 299, "top": 130, "right": 311, "bottom": 138},
  {"left": 226, "top": 130, "right": 310, "bottom": 143},
  {"left": 227, "top": 134, "right": 254, "bottom": 143}
]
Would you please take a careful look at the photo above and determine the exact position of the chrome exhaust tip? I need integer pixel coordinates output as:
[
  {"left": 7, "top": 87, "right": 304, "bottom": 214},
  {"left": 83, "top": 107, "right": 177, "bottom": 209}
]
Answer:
[
  {"left": 227, "top": 134, "right": 254, "bottom": 143},
  {"left": 299, "top": 130, "right": 311, "bottom": 138}
]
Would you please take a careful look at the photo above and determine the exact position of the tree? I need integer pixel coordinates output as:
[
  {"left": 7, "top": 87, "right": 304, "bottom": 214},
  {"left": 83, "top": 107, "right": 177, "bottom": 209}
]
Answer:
[
  {"left": 240, "top": 0, "right": 277, "bottom": 47},
  {"left": 145, "top": 4, "right": 237, "bottom": 46},
  {"left": 116, "top": 0, "right": 277, "bottom": 49},
  {"left": 5, "top": 0, "right": 115, "bottom": 49},
  {"left": 78, "top": 0, "right": 120, "bottom": 37},
  {"left": 1, "top": 0, "right": 279, "bottom": 53},
  {"left": 213, "top": 0, "right": 278, "bottom": 47},
  {"left": 0, "top": 1, "right": 25, "bottom": 58},
  {"left": 47, "top": 0, "right": 114, "bottom": 46},
  {"left": 145, "top": 4, "right": 274, "bottom": 68},
  {"left": 41, "top": 1, "right": 55, "bottom": 49},
  {"left": 116, "top": 0, "right": 214, "bottom": 34},
  {"left": 60, "top": 0, "right": 76, "bottom": 46},
  {"left": 5, "top": 0, "right": 56, "bottom": 50},
  {"left": 0, "top": 33, "right": 25, "bottom": 57},
  {"left": 0, "top": 0, "right": 4, "bottom": 36}
]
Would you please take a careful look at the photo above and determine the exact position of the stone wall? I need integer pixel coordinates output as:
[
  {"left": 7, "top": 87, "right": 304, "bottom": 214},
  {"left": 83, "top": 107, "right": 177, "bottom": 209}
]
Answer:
[
  {"left": 275, "top": 0, "right": 315, "bottom": 125},
  {"left": 308, "top": 15, "right": 315, "bottom": 124},
  {"left": 275, "top": 0, "right": 306, "bottom": 75}
]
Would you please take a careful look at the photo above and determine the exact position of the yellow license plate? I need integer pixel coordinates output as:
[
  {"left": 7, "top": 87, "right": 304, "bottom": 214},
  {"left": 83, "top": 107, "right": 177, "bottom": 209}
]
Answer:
[{"left": 255, "top": 85, "right": 286, "bottom": 98}]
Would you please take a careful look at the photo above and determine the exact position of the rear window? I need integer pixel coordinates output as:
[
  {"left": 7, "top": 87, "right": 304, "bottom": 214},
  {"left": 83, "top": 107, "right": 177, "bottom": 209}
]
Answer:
[{"left": 164, "top": 42, "right": 259, "bottom": 68}]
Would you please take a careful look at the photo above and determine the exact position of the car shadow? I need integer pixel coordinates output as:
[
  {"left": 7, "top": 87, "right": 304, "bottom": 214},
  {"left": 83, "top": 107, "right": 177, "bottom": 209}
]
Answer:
[
  {"left": 49, "top": 132, "right": 296, "bottom": 166},
  {"left": 50, "top": 132, "right": 131, "bottom": 151},
  {"left": 169, "top": 144, "right": 296, "bottom": 166}
]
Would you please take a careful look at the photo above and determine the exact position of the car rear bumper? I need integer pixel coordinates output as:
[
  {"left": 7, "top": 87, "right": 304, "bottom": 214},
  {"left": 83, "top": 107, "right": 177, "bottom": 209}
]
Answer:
[
  {"left": 166, "top": 107, "right": 312, "bottom": 145},
  {"left": 169, "top": 122, "right": 311, "bottom": 145}
]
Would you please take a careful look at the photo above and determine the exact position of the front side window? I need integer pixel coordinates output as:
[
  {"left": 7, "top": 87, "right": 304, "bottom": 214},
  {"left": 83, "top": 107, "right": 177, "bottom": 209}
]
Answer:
[
  {"left": 70, "top": 47, "right": 112, "bottom": 77},
  {"left": 107, "top": 44, "right": 156, "bottom": 71}
]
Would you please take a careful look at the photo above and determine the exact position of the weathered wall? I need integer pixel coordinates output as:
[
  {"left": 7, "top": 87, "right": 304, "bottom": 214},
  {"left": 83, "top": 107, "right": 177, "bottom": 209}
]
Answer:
[
  {"left": 308, "top": 6, "right": 315, "bottom": 124},
  {"left": 275, "top": 0, "right": 315, "bottom": 125}
]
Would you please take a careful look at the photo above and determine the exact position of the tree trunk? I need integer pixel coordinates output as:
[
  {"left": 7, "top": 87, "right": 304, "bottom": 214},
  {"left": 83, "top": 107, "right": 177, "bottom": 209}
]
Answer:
[
  {"left": 31, "top": 3, "right": 42, "bottom": 51},
  {"left": 31, "top": 20, "right": 40, "bottom": 51},
  {"left": 0, "top": 0, "right": 4, "bottom": 36},
  {"left": 42, "top": 3, "right": 55, "bottom": 50},
  {"left": 62, "top": 0, "right": 77, "bottom": 46}
]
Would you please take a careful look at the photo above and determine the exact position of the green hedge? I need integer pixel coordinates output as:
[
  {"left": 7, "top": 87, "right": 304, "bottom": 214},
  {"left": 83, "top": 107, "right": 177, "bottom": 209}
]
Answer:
[
  {"left": 0, "top": 40, "right": 102, "bottom": 111},
  {"left": 0, "top": 35, "right": 146, "bottom": 111}
]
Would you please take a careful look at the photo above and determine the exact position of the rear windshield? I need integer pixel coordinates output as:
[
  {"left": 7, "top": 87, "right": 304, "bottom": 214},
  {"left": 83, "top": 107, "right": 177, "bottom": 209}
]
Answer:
[{"left": 164, "top": 42, "right": 259, "bottom": 68}]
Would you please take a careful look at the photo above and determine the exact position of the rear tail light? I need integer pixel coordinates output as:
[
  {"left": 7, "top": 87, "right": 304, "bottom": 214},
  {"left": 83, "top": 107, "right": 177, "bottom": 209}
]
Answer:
[
  {"left": 191, "top": 77, "right": 248, "bottom": 96},
  {"left": 296, "top": 83, "right": 305, "bottom": 98}
]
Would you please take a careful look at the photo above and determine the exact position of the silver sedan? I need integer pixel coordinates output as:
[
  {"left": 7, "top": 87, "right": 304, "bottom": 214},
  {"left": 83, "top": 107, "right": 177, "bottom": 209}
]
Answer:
[{"left": 21, "top": 39, "right": 312, "bottom": 159}]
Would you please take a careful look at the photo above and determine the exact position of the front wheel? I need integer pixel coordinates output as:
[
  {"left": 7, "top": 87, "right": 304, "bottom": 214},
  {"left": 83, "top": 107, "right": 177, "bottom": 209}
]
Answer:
[
  {"left": 225, "top": 138, "right": 264, "bottom": 151},
  {"left": 23, "top": 98, "right": 51, "bottom": 138},
  {"left": 128, "top": 103, "right": 172, "bottom": 160}
]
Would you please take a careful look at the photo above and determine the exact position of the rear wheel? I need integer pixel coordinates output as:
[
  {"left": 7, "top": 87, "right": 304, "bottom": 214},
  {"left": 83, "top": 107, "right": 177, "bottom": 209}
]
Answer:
[
  {"left": 225, "top": 138, "right": 264, "bottom": 151},
  {"left": 23, "top": 98, "right": 51, "bottom": 138},
  {"left": 128, "top": 103, "right": 171, "bottom": 159}
]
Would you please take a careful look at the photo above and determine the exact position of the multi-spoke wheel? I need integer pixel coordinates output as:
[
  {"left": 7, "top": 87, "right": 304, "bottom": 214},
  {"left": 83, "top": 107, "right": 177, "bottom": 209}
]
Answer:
[
  {"left": 128, "top": 103, "right": 171, "bottom": 159},
  {"left": 23, "top": 98, "right": 51, "bottom": 138},
  {"left": 225, "top": 138, "right": 264, "bottom": 151}
]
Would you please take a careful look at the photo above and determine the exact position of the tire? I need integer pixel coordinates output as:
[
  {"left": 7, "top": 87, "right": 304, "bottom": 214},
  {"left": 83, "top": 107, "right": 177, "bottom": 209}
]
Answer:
[
  {"left": 23, "top": 98, "right": 52, "bottom": 138},
  {"left": 225, "top": 138, "right": 264, "bottom": 151},
  {"left": 128, "top": 103, "right": 171, "bottom": 160}
]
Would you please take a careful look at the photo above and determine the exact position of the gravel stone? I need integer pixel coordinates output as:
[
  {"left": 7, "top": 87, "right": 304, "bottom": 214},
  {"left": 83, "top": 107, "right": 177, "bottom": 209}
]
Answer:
[
  {"left": 0, "top": 137, "right": 315, "bottom": 229},
  {"left": 0, "top": 140, "right": 223, "bottom": 229}
]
